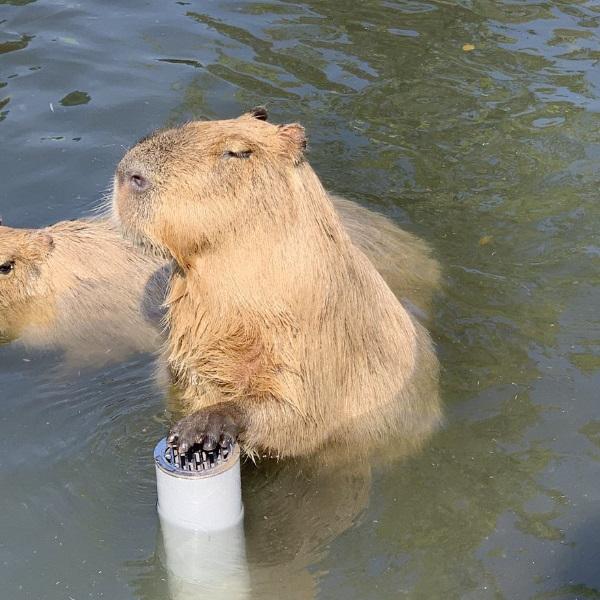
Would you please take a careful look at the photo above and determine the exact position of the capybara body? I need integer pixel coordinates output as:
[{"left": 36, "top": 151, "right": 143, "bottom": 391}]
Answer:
[
  {"left": 333, "top": 195, "right": 439, "bottom": 318},
  {"left": 0, "top": 202, "right": 436, "bottom": 364},
  {"left": 112, "top": 109, "right": 441, "bottom": 460},
  {"left": 0, "top": 219, "right": 167, "bottom": 362}
]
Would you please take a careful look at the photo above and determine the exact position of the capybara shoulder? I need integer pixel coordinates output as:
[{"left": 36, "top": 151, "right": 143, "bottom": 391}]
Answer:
[{"left": 331, "top": 195, "right": 440, "bottom": 318}]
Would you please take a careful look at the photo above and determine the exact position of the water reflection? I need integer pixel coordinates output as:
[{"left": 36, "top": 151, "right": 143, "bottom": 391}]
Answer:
[{"left": 157, "top": 519, "right": 250, "bottom": 600}]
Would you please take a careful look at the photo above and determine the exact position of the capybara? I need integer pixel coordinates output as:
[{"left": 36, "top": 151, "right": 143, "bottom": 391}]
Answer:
[
  {"left": 111, "top": 107, "right": 442, "bottom": 460},
  {"left": 0, "top": 219, "right": 167, "bottom": 363},
  {"left": 0, "top": 199, "right": 436, "bottom": 366}
]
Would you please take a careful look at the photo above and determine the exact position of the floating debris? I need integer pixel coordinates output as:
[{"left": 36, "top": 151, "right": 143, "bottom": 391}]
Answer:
[{"left": 59, "top": 90, "right": 91, "bottom": 107}]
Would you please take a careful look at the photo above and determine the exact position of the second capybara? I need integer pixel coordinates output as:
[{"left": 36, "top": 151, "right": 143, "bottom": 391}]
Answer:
[
  {"left": 0, "top": 219, "right": 167, "bottom": 363},
  {"left": 112, "top": 109, "right": 442, "bottom": 460}
]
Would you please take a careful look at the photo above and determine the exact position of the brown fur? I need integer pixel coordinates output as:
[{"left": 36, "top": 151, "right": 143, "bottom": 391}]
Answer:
[
  {"left": 0, "top": 219, "right": 167, "bottom": 363},
  {"left": 0, "top": 202, "right": 436, "bottom": 364},
  {"left": 332, "top": 195, "right": 440, "bottom": 319},
  {"left": 114, "top": 116, "right": 440, "bottom": 456},
  {"left": 112, "top": 112, "right": 442, "bottom": 459}
]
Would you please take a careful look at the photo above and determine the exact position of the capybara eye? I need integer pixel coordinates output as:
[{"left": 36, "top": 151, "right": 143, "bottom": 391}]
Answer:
[
  {"left": 0, "top": 261, "right": 14, "bottom": 275},
  {"left": 224, "top": 150, "right": 252, "bottom": 159},
  {"left": 129, "top": 173, "right": 150, "bottom": 192}
]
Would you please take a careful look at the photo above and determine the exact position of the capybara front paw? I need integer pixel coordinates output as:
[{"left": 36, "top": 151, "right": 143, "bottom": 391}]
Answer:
[{"left": 167, "top": 403, "right": 245, "bottom": 454}]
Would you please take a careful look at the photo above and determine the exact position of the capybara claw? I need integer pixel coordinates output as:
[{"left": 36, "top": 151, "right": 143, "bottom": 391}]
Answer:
[{"left": 168, "top": 403, "right": 244, "bottom": 454}]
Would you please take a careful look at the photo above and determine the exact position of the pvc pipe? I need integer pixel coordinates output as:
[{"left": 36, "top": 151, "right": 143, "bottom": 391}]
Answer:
[
  {"left": 158, "top": 517, "right": 250, "bottom": 599},
  {"left": 154, "top": 438, "right": 244, "bottom": 531},
  {"left": 153, "top": 438, "right": 249, "bottom": 599}
]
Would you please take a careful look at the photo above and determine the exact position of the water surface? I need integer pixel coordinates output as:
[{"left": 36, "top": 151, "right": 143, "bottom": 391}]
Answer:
[{"left": 1, "top": 1, "right": 600, "bottom": 598}]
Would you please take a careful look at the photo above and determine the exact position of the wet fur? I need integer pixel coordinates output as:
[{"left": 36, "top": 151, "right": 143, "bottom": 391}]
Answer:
[
  {"left": 0, "top": 219, "right": 167, "bottom": 362},
  {"left": 0, "top": 201, "right": 436, "bottom": 367},
  {"left": 112, "top": 112, "right": 442, "bottom": 459}
]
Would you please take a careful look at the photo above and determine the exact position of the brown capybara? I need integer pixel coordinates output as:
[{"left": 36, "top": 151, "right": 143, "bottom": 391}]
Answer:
[
  {"left": 111, "top": 109, "right": 442, "bottom": 460},
  {"left": 0, "top": 199, "right": 436, "bottom": 366},
  {"left": 0, "top": 219, "right": 168, "bottom": 363}
]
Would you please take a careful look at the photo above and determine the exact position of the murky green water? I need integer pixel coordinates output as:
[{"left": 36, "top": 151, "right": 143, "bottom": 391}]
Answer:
[{"left": 2, "top": 1, "right": 600, "bottom": 598}]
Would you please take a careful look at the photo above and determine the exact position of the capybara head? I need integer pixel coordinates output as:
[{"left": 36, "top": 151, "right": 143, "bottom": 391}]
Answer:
[
  {"left": 112, "top": 109, "right": 311, "bottom": 264},
  {"left": 0, "top": 226, "right": 54, "bottom": 338}
]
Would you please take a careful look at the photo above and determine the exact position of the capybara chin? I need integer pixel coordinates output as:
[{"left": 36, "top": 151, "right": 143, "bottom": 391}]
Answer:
[
  {"left": 112, "top": 109, "right": 441, "bottom": 459},
  {"left": 0, "top": 219, "right": 167, "bottom": 363}
]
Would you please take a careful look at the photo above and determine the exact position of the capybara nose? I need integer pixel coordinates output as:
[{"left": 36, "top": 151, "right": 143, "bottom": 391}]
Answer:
[
  {"left": 128, "top": 172, "right": 150, "bottom": 192},
  {"left": 116, "top": 162, "right": 150, "bottom": 194}
]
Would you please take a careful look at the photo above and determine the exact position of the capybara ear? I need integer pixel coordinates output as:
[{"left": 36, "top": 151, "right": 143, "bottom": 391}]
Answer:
[
  {"left": 247, "top": 106, "right": 268, "bottom": 121},
  {"left": 238, "top": 106, "right": 268, "bottom": 121},
  {"left": 277, "top": 123, "right": 307, "bottom": 164},
  {"left": 30, "top": 232, "right": 55, "bottom": 260}
]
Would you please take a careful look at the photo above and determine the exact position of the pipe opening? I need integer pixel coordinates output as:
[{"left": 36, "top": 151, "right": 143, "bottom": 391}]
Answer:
[{"left": 154, "top": 438, "right": 240, "bottom": 479}]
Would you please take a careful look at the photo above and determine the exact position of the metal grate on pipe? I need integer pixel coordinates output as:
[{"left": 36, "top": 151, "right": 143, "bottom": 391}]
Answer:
[
  {"left": 154, "top": 437, "right": 240, "bottom": 478},
  {"left": 165, "top": 443, "right": 233, "bottom": 472}
]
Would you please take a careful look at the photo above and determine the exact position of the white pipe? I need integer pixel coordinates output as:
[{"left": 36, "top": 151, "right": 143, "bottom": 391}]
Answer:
[
  {"left": 154, "top": 438, "right": 244, "bottom": 531},
  {"left": 153, "top": 438, "right": 250, "bottom": 599},
  {"left": 158, "top": 517, "right": 250, "bottom": 600}
]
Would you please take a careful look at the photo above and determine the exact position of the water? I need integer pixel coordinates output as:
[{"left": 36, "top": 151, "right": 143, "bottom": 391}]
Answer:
[{"left": 1, "top": 0, "right": 600, "bottom": 598}]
